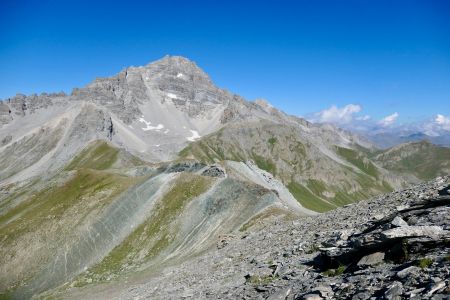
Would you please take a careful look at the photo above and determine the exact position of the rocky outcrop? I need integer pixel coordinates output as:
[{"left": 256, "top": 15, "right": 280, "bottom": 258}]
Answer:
[
  {"left": 201, "top": 165, "right": 226, "bottom": 178},
  {"left": 0, "top": 102, "right": 12, "bottom": 126},
  {"left": 1, "top": 92, "right": 66, "bottom": 119},
  {"left": 0, "top": 135, "right": 12, "bottom": 146},
  {"left": 315, "top": 195, "right": 449, "bottom": 272},
  {"left": 166, "top": 161, "right": 206, "bottom": 173}
]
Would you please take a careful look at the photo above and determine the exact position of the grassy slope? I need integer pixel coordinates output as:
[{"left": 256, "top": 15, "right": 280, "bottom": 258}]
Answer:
[
  {"left": 65, "top": 140, "right": 145, "bottom": 171},
  {"left": 287, "top": 146, "right": 393, "bottom": 211},
  {"left": 239, "top": 205, "right": 296, "bottom": 232},
  {"left": 73, "top": 173, "right": 214, "bottom": 285},
  {"left": 0, "top": 170, "right": 136, "bottom": 236},
  {"left": 179, "top": 123, "right": 393, "bottom": 212},
  {"left": 0, "top": 140, "right": 146, "bottom": 296},
  {"left": 374, "top": 141, "right": 450, "bottom": 181},
  {"left": 335, "top": 146, "right": 379, "bottom": 178},
  {"left": 179, "top": 128, "right": 282, "bottom": 176},
  {"left": 287, "top": 182, "right": 336, "bottom": 212}
]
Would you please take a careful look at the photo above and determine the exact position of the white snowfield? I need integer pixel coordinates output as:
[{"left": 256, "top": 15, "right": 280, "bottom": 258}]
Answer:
[{"left": 186, "top": 130, "right": 201, "bottom": 142}]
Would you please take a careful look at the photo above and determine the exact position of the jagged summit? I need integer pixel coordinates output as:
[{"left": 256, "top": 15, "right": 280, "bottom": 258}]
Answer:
[
  {"left": 145, "top": 55, "right": 211, "bottom": 81},
  {"left": 147, "top": 54, "right": 199, "bottom": 66},
  {"left": 85, "top": 55, "right": 212, "bottom": 92},
  {"left": 69, "top": 55, "right": 234, "bottom": 127}
]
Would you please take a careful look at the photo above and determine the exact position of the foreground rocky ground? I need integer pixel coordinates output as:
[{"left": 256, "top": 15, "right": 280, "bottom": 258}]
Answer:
[{"left": 50, "top": 176, "right": 449, "bottom": 300}]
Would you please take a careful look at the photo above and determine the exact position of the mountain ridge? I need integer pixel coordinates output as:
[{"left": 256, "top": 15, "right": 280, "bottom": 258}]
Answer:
[{"left": 0, "top": 56, "right": 449, "bottom": 299}]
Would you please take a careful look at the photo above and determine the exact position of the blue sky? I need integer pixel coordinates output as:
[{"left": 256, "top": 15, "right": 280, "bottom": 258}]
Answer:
[{"left": 1, "top": 0, "right": 449, "bottom": 125}]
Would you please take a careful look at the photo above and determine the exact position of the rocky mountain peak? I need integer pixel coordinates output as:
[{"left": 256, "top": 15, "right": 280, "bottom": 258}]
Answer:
[{"left": 145, "top": 55, "right": 211, "bottom": 81}]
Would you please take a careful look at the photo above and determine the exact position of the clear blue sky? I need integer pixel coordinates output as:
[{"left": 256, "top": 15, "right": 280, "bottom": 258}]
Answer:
[{"left": 1, "top": 0, "right": 449, "bottom": 121}]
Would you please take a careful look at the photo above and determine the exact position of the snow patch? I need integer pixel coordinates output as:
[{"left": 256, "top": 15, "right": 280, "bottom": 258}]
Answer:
[
  {"left": 186, "top": 130, "right": 201, "bottom": 142},
  {"left": 167, "top": 93, "right": 178, "bottom": 99},
  {"left": 138, "top": 117, "right": 164, "bottom": 131},
  {"left": 176, "top": 73, "right": 183, "bottom": 78},
  {"left": 144, "top": 124, "right": 164, "bottom": 131},
  {"left": 139, "top": 117, "right": 151, "bottom": 126}
]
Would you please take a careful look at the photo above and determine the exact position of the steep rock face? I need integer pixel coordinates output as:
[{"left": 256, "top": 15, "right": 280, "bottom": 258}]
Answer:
[
  {"left": 0, "top": 102, "right": 12, "bottom": 126},
  {"left": 0, "top": 92, "right": 67, "bottom": 123},
  {"left": 0, "top": 102, "right": 118, "bottom": 184},
  {"left": 71, "top": 56, "right": 233, "bottom": 122}
]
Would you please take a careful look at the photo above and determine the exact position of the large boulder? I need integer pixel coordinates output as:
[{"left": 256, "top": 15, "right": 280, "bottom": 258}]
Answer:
[{"left": 381, "top": 226, "right": 444, "bottom": 240}]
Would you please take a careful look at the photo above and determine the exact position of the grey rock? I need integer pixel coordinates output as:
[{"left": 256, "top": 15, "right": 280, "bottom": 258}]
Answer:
[
  {"left": 426, "top": 281, "right": 446, "bottom": 297},
  {"left": 391, "top": 216, "right": 408, "bottom": 227},
  {"left": 1, "top": 135, "right": 12, "bottom": 146},
  {"left": 396, "top": 266, "right": 420, "bottom": 279},
  {"left": 357, "top": 252, "right": 385, "bottom": 267},
  {"left": 167, "top": 161, "right": 206, "bottom": 173},
  {"left": 395, "top": 205, "right": 409, "bottom": 211},
  {"left": 266, "top": 287, "right": 291, "bottom": 300},
  {"left": 381, "top": 225, "right": 444, "bottom": 240},
  {"left": 384, "top": 281, "right": 403, "bottom": 300},
  {"left": 201, "top": 165, "right": 226, "bottom": 178},
  {"left": 301, "top": 294, "right": 323, "bottom": 300},
  {"left": 312, "top": 285, "right": 333, "bottom": 298}
]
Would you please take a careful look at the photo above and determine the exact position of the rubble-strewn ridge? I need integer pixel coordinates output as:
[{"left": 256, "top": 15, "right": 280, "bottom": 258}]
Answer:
[{"left": 78, "top": 176, "right": 449, "bottom": 300}]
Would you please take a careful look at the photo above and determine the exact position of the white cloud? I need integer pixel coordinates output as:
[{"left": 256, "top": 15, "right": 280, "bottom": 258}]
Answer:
[
  {"left": 378, "top": 112, "right": 399, "bottom": 127},
  {"left": 422, "top": 114, "right": 450, "bottom": 136},
  {"left": 435, "top": 114, "right": 450, "bottom": 130},
  {"left": 313, "top": 104, "right": 362, "bottom": 124},
  {"left": 356, "top": 115, "right": 371, "bottom": 121}
]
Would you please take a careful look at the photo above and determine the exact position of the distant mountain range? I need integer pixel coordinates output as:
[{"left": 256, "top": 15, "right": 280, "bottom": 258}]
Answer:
[
  {"left": 367, "top": 131, "right": 450, "bottom": 148},
  {"left": 0, "top": 56, "right": 449, "bottom": 298}
]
